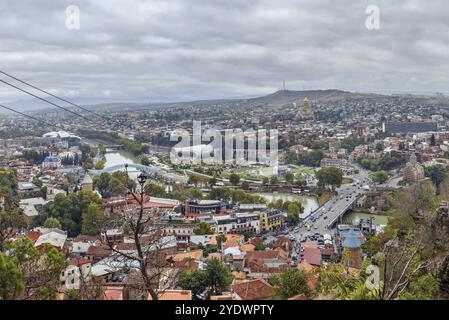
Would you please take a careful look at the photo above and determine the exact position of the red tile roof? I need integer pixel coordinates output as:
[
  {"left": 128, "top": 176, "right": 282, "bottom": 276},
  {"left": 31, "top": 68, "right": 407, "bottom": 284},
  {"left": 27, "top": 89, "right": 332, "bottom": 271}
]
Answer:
[
  {"left": 301, "top": 247, "right": 321, "bottom": 266},
  {"left": 230, "top": 279, "right": 274, "bottom": 300}
]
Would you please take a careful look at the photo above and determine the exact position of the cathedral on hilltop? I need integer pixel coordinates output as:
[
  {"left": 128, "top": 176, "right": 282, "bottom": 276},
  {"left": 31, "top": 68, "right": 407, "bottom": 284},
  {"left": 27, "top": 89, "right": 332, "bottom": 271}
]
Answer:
[{"left": 296, "top": 97, "right": 314, "bottom": 120}]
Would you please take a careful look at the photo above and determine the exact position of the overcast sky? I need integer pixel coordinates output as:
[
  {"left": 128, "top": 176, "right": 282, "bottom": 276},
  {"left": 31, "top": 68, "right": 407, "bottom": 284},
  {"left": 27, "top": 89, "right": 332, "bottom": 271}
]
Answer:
[{"left": 1, "top": 0, "right": 449, "bottom": 103}]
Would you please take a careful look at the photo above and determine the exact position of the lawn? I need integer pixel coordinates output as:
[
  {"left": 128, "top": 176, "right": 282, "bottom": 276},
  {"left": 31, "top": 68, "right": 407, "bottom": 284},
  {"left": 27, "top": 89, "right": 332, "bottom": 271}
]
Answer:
[{"left": 289, "top": 165, "right": 316, "bottom": 175}]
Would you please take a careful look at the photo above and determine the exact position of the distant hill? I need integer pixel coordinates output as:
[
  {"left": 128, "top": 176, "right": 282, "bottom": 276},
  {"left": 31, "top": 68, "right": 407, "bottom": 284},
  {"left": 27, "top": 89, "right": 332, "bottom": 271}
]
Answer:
[
  {"left": 1, "top": 89, "right": 446, "bottom": 115},
  {"left": 246, "top": 89, "right": 382, "bottom": 107}
]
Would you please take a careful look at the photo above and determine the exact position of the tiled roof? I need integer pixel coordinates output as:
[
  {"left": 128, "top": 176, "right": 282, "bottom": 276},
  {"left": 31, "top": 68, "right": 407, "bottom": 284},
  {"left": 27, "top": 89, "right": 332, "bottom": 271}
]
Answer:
[
  {"left": 168, "top": 249, "right": 203, "bottom": 262},
  {"left": 231, "top": 279, "right": 274, "bottom": 300},
  {"left": 148, "top": 290, "right": 192, "bottom": 300},
  {"left": 301, "top": 247, "right": 322, "bottom": 266}
]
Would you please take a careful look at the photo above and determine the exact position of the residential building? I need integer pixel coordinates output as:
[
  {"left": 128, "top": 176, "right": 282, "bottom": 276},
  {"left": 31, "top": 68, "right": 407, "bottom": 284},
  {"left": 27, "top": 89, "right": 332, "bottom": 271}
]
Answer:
[{"left": 259, "top": 209, "right": 284, "bottom": 232}]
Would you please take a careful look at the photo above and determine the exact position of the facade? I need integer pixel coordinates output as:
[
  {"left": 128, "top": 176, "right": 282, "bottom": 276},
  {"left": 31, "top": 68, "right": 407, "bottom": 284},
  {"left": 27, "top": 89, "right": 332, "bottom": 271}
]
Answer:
[
  {"left": 320, "top": 158, "right": 352, "bottom": 173},
  {"left": 162, "top": 222, "right": 197, "bottom": 251},
  {"left": 42, "top": 155, "right": 62, "bottom": 169},
  {"left": 259, "top": 209, "right": 284, "bottom": 232},
  {"left": 213, "top": 212, "right": 260, "bottom": 234},
  {"left": 183, "top": 199, "right": 225, "bottom": 217},
  {"left": 17, "top": 182, "right": 41, "bottom": 198},
  {"left": 384, "top": 122, "right": 437, "bottom": 134},
  {"left": 60, "top": 258, "right": 92, "bottom": 290},
  {"left": 403, "top": 154, "right": 425, "bottom": 183},
  {"left": 328, "top": 138, "right": 341, "bottom": 153}
]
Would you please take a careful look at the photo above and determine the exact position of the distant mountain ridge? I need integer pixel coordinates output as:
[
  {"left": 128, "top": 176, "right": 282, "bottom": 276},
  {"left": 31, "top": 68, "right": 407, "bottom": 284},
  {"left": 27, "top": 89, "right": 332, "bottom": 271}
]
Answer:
[{"left": 0, "top": 89, "right": 440, "bottom": 114}]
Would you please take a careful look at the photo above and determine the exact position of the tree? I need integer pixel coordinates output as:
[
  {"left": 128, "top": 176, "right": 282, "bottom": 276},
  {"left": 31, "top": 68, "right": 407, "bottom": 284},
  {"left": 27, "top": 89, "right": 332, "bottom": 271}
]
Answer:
[
  {"left": 193, "top": 222, "right": 214, "bottom": 235},
  {"left": 64, "top": 289, "right": 81, "bottom": 300},
  {"left": 98, "top": 144, "right": 107, "bottom": 156},
  {"left": 82, "top": 203, "right": 105, "bottom": 235},
  {"left": 216, "top": 233, "right": 227, "bottom": 251},
  {"left": 229, "top": 173, "right": 240, "bottom": 186},
  {"left": 188, "top": 174, "right": 199, "bottom": 186},
  {"left": 430, "top": 134, "right": 436, "bottom": 147},
  {"left": 144, "top": 183, "right": 166, "bottom": 198},
  {"left": 204, "top": 258, "right": 234, "bottom": 294},
  {"left": 0, "top": 252, "right": 24, "bottom": 300},
  {"left": 209, "top": 187, "right": 232, "bottom": 202},
  {"left": 287, "top": 202, "right": 302, "bottom": 224},
  {"left": 93, "top": 172, "right": 112, "bottom": 197},
  {"left": 316, "top": 167, "right": 343, "bottom": 190},
  {"left": 32, "top": 178, "right": 43, "bottom": 188},
  {"left": 94, "top": 160, "right": 105, "bottom": 170},
  {"left": 241, "top": 181, "right": 250, "bottom": 190},
  {"left": 6, "top": 239, "right": 64, "bottom": 300},
  {"left": 397, "top": 274, "right": 439, "bottom": 300},
  {"left": 141, "top": 157, "right": 152, "bottom": 166},
  {"left": 43, "top": 217, "right": 62, "bottom": 229},
  {"left": 425, "top": 164, "right": 447, "bottom": 191},
  {"left": 262, "top": 177, "right": 269, "bottom": 185},
  {"left": 178, "top": 269, "right": 207, "bottom": 297},
  {"left": 285, "top": 172, "right": 294, "bottom": 184},
  {"left": 208, "top": 177, "right": 217, "bottom": 187},
  {"left": 41, "top": 191, "right": 103, "bottom": 237},
  {"left": 271, "top": 269, "right": 311, "bottom": 299},
  {"left": 370, "top": 170, "right": 389, "bottom": 184},
  {"left": 270, "top": 175, "right": 279, "bottom": 185},
  {"left": 0, "top": 208, "right": 24, "bottom": 252},
  {"left": 94, "top": 171, "right": 136, "bottom": 198},
  {"left": 83, "top": 156, "right": 94, "bottom": 170},
  {"left": 100, "top": 171, "right": 174, "bottom": 301}
]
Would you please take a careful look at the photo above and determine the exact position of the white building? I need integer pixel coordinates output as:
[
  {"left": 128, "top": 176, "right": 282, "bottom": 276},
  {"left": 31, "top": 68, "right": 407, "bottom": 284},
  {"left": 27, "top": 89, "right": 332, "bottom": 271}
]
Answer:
[
  {"left": 213, "top": 212, "right": 260, "bottom": 234},
  {"left": 60, "top": 258, "right": 92, "bottom": 290}
]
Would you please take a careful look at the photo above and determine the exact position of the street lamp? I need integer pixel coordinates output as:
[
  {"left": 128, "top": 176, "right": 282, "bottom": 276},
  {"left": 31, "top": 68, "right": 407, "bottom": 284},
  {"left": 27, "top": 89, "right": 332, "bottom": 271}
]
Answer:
[{"left": 137, "top": 172, "right": 148, "bottom": 186}]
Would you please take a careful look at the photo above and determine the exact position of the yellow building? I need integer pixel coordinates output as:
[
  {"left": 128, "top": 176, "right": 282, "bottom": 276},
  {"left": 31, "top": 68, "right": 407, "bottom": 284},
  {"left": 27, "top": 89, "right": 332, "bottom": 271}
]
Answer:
[{"left": 259, "top": 210, "right": 284, "bottom": 232}]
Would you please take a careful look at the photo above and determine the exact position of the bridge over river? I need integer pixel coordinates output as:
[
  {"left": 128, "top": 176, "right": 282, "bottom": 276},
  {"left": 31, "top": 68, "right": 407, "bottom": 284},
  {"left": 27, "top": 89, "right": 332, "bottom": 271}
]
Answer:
[{"left": 89, "top": 163, "right": 161, "bottom": 176}]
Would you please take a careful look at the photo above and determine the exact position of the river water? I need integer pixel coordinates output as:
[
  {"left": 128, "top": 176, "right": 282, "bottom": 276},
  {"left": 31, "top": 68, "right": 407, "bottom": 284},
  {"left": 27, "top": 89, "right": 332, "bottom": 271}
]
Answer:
[
  {"left": 255, "top": 192, "right": 320, "bottom": 219},
  {"left": 343, "top": 212, "right": 389, "bottom": 226},
  {"left": 104, "top": 151, "right": 138, "bottom": 167}
]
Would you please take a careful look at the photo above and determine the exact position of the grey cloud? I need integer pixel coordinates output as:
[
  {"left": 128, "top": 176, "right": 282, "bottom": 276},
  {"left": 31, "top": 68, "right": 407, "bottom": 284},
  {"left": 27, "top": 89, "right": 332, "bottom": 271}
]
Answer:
[{"left": 1, "top": 0, "right": 449, "bottom": 103}]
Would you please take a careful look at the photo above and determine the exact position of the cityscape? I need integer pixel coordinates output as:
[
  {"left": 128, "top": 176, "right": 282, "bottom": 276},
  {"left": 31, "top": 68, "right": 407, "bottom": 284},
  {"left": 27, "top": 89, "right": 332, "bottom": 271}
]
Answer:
[{"left": 1, "top": 0, "right": 449, "bottom": 305}]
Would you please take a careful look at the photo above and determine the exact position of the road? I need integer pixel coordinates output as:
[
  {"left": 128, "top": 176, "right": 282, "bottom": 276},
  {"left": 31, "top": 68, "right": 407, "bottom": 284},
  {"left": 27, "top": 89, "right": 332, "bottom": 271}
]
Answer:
[{"left": 290, "top": 166, "right": 372, "bottom": 242}]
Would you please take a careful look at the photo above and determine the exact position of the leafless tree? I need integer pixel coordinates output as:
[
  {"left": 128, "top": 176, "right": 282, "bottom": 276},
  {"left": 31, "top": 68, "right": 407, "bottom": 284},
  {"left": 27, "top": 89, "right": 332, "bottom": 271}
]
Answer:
[
  {"left": 100, "top": 166, "right": 176, "bottom": 300},
  {"left": 378, "top": 237, "right": 428, "bottom": 300}
]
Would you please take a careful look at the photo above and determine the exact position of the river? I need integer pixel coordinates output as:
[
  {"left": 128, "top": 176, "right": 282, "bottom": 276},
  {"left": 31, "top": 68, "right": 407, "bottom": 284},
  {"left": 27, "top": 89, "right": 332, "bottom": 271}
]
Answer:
[
  {"left": 103, "top": 153, "right": 321, "bottom": 218},
  {"left": 343, "top": 212, "right": 389, "bottom": 226},
  {"left": 255, "top": 192, "right": 320, "bottom": 219},
  {"left": 104, "top": 151, "right": 138, "bottom": 167},
  {"left": 103, "top": 151, "right": 141, "bottom": 179}
]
